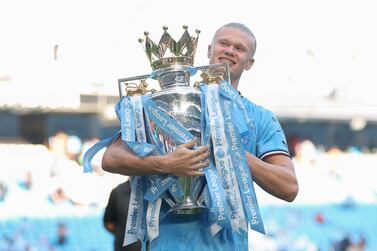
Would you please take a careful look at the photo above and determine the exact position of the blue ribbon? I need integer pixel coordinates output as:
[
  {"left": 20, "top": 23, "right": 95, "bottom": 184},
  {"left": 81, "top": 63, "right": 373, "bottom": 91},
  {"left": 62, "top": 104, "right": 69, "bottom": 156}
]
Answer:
[
  {"left": 205, "top": 83, "right": 244, "bottom": 232},
  {"left": 138, "top": 178, "right": 149, "bottom": 249},
  {"left": 124, "top": 176, "right": 145, "bottom": 246},
  {"left": 219, "top": 82, "right": 265, "bottom": 234},
  {"left": 219, "top": 82, "right": 253, "bottom": 130},
  {"left": 83, "top": 76, "right": 266, "bottom": 248},
  {"left": 168, "top": 180, "right": 185, "bottom": 202},
  {"left": 144, "top": 175, "right": 177, "bottom": 201},
  {"left": 204, "top": 163, "right": 232, "bottom": 229},
  {"left": 117, "top": 97, "right": 160, "bottom": 156},
  {"left": 146, "top": 198, "right": 162, "bottom": 241},
  {"left": 142, "top": 95, "right": 198, "bottom": 201},
  {"left": 199, "top": 84, "right": 234, "bottom": 233},
  {"left": 121, "top": 96, "right": 155, "bottom": 246},
  {"left": 82, "top": 130, "right": 120, "bottom": 173},
  {"left": 142, "top": 96, "right": 196, "bottom": 146}
]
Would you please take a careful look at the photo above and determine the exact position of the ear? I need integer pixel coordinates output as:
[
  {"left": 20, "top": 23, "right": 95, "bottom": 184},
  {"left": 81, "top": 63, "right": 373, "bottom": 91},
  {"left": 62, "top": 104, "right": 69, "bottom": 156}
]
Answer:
[
  {"left": 244, "top": 58, "right": 255, "bottom": 71},
  {"left": 207, "top": 45, "right": 211, "bottom": 59}
]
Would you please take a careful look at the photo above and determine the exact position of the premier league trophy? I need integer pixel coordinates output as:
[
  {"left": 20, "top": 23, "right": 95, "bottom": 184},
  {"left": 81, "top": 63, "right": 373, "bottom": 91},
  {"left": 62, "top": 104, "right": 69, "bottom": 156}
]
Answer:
[
  {"left": 117, "top": 26, "right": 229, "bottom": 215},
  {"left": 83, "top": 26, "right": 265, "bottom": 247}
]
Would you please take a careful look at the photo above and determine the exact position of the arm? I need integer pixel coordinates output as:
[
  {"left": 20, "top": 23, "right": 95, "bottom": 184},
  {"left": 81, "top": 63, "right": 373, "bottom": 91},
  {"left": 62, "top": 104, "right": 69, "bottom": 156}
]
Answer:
[
  {"left": 102, "top": 137, "right": 210, "bottom": 176},
  {"left": 246, "top": 153, "right": 298, "bottom": 202}
]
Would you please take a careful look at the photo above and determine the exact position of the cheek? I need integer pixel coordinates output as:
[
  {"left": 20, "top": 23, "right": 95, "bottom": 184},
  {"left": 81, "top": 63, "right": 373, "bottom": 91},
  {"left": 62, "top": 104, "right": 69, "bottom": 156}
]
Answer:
[{"left": 214, "top": 46, "right": 226, "bottom": 55}]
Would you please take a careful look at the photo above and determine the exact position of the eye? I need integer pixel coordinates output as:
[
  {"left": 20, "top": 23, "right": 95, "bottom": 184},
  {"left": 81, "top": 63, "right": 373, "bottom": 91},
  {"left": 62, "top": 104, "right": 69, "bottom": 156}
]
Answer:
[
  {"left": 236, "top": 46, "right": 246, "bottom": 52},
  {"left": 219, "top": 40, "right": 228, "bottom": 46}
]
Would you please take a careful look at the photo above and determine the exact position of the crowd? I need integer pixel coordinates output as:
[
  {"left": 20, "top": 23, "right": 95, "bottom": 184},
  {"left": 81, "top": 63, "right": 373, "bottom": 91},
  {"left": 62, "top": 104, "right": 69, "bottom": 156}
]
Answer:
[
  {"left": 0, "top": 131, "right": 126, "bottom": 250},
  {"left": 1, "top": 131, "right": 376, "bottom": 250}
]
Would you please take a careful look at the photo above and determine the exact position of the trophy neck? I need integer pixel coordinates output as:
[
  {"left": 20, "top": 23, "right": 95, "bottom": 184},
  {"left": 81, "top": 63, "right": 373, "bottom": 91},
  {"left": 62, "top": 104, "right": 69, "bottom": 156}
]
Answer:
[
  {"left": 158, "top": 71, "right": 190, "bottom": 88},
  {"left": 152, "top": 65, "right": 196, "bottom": 89}
]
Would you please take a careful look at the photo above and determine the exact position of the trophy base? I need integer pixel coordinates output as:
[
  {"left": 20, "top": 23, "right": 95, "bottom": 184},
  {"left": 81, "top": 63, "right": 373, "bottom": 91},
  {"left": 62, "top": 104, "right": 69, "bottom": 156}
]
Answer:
[{"left": 168, "top": 201, "right": 206, "bottom": 216}]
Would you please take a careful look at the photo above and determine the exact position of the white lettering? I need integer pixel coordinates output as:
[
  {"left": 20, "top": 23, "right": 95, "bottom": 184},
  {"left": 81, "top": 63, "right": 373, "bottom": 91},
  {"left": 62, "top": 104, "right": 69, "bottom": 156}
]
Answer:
[
  {"left": 148, "top": 202, "right": 158, "bottom": 227},
  {"left": 151, "top": 186, "right": 158, "bottom": 195},
  {"left": 166, "top": 122, "right": 190, "bottom": 142},
  {"left": 161, "top": 176, "right": 173, "bottom": 187},
  {"left": 123, "top": 99, "right": 132, "bottom": 141},
  {"left": 127, "top": 180, "right": 142, "bottom": 235},
  {"left": 148, "top": 105, "right": 167, "bottom": 126},
  {"left": 247, "top": 195, "right": 258, "bottom": 224},
  {"left": 208, "top": 169, "right": 226, "bottom": 222}
]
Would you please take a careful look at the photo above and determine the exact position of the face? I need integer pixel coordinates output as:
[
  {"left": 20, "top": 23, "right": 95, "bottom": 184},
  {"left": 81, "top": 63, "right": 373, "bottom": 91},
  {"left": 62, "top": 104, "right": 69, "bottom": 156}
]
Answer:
[{"left": 208, "top": 27, "right": 255, "bottom": 87}]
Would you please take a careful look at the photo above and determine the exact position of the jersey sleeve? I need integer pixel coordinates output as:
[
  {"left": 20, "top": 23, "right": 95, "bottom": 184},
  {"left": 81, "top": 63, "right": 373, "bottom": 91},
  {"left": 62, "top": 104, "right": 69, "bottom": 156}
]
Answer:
[{"left": 256, "top": 109, "right": 290, "bottom": 159}]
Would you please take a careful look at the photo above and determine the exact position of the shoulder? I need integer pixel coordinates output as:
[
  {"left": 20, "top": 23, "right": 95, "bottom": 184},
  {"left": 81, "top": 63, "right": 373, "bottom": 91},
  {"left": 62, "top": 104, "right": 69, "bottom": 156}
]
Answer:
[
  {"left": 241, "top": 96, "right": 276, "bottom": 122},
  {"left": 113, "top": 181, "right": 131, "bottom": 195},
  {"left": 241, "top": 97, "right": 285, "bottom": 142}
]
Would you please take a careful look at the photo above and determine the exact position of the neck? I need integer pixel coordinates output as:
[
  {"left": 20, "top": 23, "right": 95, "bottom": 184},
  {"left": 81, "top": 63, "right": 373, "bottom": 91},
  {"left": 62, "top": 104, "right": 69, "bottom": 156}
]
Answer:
[{"left": 230, "top": 77, "right": 240, "bottom": 90}]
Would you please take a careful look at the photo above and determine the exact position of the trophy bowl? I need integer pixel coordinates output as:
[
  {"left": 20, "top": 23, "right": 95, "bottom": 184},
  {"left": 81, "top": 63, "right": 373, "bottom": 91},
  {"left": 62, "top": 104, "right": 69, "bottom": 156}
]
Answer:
[
  {"left": 118, "top": 25, "right": 230, "bottom": 216},
  {"left": 118, "top": 62, "right": 229, "bottom": 216}
]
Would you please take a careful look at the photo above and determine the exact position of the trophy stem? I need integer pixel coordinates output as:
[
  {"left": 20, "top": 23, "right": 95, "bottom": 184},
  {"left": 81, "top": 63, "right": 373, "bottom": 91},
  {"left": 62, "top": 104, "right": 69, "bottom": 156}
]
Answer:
[
  {"left": 168, "top": 198, "right": 206, "bottom": 216},
  {"left": 167, "top": 176, "right": 206, "bottom": 216}
]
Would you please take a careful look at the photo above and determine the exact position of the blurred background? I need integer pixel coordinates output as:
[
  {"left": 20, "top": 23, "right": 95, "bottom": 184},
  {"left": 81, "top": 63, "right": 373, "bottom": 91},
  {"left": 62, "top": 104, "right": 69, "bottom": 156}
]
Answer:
[{"left": 1, "top": 0, "right": 376, "bottom": 250}]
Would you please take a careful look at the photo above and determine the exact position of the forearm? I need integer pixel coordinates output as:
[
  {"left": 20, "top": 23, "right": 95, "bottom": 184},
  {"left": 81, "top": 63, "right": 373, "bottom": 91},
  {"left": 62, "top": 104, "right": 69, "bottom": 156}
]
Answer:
[
  {"left": 246, "top": 152, "right": 298, "bottom": 202},
  {"left": 102, "top": 138, "right": 165, "bottom": 176},
  {"left": 101, "top": 137, "right": 209, "bottom": 177}
]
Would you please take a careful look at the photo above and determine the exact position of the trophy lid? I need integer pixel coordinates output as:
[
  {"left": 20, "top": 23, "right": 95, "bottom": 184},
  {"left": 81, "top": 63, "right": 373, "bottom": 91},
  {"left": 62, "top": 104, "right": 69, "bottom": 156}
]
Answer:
[{"left": 139, "top": 25, "right": 200, "bottom": 71}]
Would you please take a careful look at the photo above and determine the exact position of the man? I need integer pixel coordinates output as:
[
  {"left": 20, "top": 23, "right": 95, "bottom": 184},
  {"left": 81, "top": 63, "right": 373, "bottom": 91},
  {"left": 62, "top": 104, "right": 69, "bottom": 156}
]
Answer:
[
  {"left": 104, "top": 180, "right": 142, "bottom": 251},
  {"left": 102, "top": 23, "right": 298, "bottom": 250}
]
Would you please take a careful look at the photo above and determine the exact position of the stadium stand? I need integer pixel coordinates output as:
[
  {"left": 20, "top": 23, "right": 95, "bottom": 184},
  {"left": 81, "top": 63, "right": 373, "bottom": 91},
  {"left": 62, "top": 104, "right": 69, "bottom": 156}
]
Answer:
[{"left": 0, "top": 141, "right": 376, "bottom": 251}]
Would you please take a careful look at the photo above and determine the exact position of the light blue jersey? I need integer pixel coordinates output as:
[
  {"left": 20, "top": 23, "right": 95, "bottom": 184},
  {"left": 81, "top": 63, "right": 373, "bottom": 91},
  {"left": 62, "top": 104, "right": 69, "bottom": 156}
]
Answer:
[
  {"left": 149, "top": 203, "right": 248, "bottom": 251},
  {"left": 149, "top": 95, "right": 290, "bottom": 251},
  {"left": 236, "top": 95, "right": 290, "bottom": 159},
  {"left": 82, "top": 81, "right": 290, "bottom": 251}
]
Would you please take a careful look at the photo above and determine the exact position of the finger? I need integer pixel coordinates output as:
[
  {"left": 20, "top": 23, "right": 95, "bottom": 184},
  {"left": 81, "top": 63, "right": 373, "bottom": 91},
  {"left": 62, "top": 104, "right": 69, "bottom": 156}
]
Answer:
[
  {"left": 196, "top": 145, "right": 209, "bottom": 154},
  {"left": 190, "top": 160, "right": 210, "bottom": 170},
  {"left": 180, "top": 138, "right": 197, "bottom": 149},
  {"left": 202, "top": 160, "right": 210, "bottom": 168},
  {"left": 183, "top": 146, "right": 208, "bottom": 160},
  {"left": 190, "top": 170, "right": 205, "bottom": 176},
  {"left": 191, "top": 153, "right": 210, "bottom": 164},
  {"left": 176, "top": 169, "right": 203, "bottom": 177}
]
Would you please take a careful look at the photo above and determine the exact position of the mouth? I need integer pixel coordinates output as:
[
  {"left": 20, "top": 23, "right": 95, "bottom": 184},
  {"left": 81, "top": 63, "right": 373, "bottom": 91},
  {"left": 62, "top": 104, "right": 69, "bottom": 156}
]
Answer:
[{"left": 219, "top": 57, "right": 236, "bottom": 66}]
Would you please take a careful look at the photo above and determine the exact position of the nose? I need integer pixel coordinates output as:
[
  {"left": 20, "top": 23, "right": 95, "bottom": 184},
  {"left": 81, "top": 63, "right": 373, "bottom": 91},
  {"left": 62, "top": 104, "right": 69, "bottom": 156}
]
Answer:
[{"left": 224, "top": 46, "right": 235, "bottom": 56}]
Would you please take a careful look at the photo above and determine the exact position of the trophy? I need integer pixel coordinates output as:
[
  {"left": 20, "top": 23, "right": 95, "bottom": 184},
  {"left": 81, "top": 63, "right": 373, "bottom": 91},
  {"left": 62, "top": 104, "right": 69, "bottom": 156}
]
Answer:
[{"left": 118, "top": 26, "right": 229, "bottom": 216}]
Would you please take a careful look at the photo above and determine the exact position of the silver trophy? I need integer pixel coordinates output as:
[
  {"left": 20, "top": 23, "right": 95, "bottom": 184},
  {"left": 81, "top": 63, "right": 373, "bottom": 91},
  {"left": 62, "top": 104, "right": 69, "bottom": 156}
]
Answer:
[{"left": 118, "top": 26, "right": 229, "bottom": 215}]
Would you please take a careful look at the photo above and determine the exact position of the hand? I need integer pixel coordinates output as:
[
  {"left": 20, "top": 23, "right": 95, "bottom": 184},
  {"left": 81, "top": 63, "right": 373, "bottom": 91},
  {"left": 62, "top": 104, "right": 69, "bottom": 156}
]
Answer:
[{"left": 160, "top": 138, "right": 210, "bottom": 176}]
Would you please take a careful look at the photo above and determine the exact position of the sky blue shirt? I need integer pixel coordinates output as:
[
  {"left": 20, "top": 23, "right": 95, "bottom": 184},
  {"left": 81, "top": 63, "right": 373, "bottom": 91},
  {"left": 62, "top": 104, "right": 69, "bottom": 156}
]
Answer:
[
  {"left": 236, "top": 95, "right": 290, "bottom": 159},
  {"left": 148, "top": 94, "right": 290, "bottom": 251}
]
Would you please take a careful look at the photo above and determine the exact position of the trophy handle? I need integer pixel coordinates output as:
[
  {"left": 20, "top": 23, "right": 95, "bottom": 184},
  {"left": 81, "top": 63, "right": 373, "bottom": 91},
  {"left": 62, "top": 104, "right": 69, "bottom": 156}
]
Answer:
[
  {"left": 193, "top": 62, "right": 230, "bottom": 88},
  {"left": 117, "top": 62, "right": 230, "bottom": 97},
  {"left": 125, "top": 79, "right": 156, "bottom": 97},
  {"left": 118, "top": 76, "right": 156, "bottom": 97}
]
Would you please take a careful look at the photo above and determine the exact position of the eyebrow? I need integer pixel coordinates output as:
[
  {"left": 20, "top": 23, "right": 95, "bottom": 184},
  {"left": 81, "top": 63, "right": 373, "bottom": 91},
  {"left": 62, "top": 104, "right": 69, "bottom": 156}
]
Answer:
[
  {"left": 235, "top": 44, "right": 247, "bottom": 50},
  {"left": 218, "top": 38, "right": 248, "bottom": 50},
  {"left": 217, "top": 38, "right": 229, "bottom": 43}
]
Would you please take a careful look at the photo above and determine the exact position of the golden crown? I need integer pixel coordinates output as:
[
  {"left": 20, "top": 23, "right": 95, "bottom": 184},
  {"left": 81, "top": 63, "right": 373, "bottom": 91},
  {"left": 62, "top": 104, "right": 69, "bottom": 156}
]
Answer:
[{"left": 138, "top": 25, "right": 200, "bottom": 71}]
